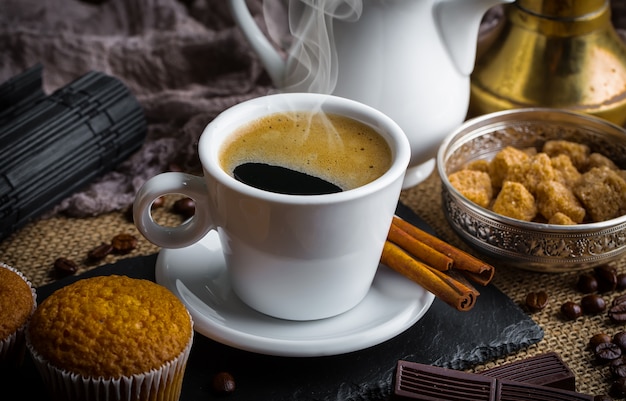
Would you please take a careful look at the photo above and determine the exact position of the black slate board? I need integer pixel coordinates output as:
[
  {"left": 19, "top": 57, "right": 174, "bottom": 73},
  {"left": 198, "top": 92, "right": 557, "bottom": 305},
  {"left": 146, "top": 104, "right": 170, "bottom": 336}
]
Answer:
[{"left": 5, "top": 203, "right": 544, "bottom": 400}]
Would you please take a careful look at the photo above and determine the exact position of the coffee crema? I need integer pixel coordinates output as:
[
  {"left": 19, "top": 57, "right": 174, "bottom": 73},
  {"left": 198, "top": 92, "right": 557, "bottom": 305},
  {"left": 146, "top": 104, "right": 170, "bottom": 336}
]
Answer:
[{"left": 220, "top": 111, "right": 392, "bottom": 194}]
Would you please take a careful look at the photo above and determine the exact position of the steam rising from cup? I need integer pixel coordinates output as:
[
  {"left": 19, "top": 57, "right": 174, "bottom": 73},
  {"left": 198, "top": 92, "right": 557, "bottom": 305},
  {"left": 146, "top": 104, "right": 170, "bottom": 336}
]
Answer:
[
  {"left": 263, "top": 0, "right": 362, "bottom": 94},
  {"left": 258, "top": 0, "right": 364, "bottom": 144}
]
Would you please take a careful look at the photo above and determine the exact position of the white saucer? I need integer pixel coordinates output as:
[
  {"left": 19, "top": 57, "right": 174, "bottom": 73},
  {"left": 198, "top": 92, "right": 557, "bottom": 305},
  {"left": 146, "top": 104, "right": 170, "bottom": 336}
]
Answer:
[
  {"left": 155, "top": 231, "right": 435, "bottom": 357},
  {"left": 402, "top": 158, "right": 436, "bottom": 189}
]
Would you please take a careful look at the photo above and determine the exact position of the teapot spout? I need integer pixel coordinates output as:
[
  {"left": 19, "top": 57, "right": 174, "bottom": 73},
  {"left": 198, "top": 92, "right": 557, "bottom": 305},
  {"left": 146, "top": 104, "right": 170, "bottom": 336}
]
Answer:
[{"left": 434, "top": 0, "right": 514, "bottom": 76}]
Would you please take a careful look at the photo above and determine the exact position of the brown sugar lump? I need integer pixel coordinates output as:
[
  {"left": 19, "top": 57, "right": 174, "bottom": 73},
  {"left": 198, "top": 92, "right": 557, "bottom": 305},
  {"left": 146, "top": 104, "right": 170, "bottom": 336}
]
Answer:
[
  {"left": 521, "top": 146, "right": 538, "bottom": 157},
  {"left": 505, "top": 153, "right": 557, "bottom": 195},
  {"left": 26, "top": 275, "right": 193, "bottom": 401},
  {"left": 0, "top": 263, "right": 36, "bottom": 367},
  {"left": 535, "top": 180, "right": 586, "bottom": 223},
  {"left": 586, "top": 152, "right": 620, "bottom": 171},
  {"left": 574, "top": 166, "right": 626, "bottom": 222},
  {"left": 464, "top": 159, "right": 490, "bottom": 173},
  {"left": 448, "top": 169, "right": 493, "bottom": 208},
  {"left": 542, "top": 140, "right": 590, "bottom": 171},
  {"left": 551, "top": 154, "right": 582, "bottom": 187},
  {"left": 491, "top": 181, "right": 538, "bottom": 221},
  {"left": 548, "top": 212, "right": 578, "bottom": 225},
  {"left": 488, "top": 146, "right": 530, "bottom": 188}
]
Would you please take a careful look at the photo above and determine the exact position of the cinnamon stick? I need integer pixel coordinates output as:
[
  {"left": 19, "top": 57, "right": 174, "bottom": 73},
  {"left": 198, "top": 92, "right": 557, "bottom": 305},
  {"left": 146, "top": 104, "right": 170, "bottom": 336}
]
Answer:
[
  {"left": 381, "top": 241, "right": 479, "bottom": 311},
  {"left": 387, "top": 223, "right": 453, "bottom": 271},
  {"left": 392, "top": 216, "right": 495, "bottom": 286}
]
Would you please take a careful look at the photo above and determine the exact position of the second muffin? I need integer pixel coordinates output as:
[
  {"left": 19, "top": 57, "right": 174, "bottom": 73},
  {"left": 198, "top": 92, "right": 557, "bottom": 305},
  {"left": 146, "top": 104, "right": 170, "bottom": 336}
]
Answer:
[{"left": 26, "top": 275, "right": 193, "bottom": 401}]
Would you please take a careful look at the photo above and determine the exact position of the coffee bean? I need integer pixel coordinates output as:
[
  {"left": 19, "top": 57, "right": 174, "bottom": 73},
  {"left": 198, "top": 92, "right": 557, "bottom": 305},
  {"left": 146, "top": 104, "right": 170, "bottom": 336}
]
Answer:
[
  {"left": 609, "top": 303, "right": 626, "bottom": 324},
  {"left": 611, "top": 377, "right": 626, "bottom": 398},
  {"left": 87, "top": 242, "right": 113, "bottom": 261},
  {"left": 172, "top": 197, "right": 195, "bottom": 219},
  {"left": 595, "top": 265, "right": 618, "bottom": 293},
  {"left": 212, "top": 371, "right": 236, "bottom": 395},
  {"left": 581, "top": 294, "right": 607, "bottom": 315},
  {"left": 596, "top": 342, "right": 622, "bottom": 362},
  {"left": 590, "top": 333, "right": 612, "bottom": 349},
  {"left": 618, "top": 273, "right": 626, "bottom": 291},
  {"left": 525, "top": 291, "right": 549, "bottom": 312},
  {"left": 613, "top": 294, "right": 626, "bottom": 307},
  {"left": 611, "top": 357, "right": 626, "bottom": 379},
  {"left": 54, "top": 257, "right": 78, "bottom": 276},
  {"left": 561, "top": 301, "right": 583, "bottom": 320},
  {"left": 111, "top": 233, "right": 138, "bottom": 254},
  {"left": 576, "top": 273, "right": 598, "bottom": 293},
  {"left": 152, "top": 196, "right": 165, "bottom": 209},
  {"left": 614, "top": 332, "right": 626, "bottom": 351},
  {"left": 589, "top": 331, "right": 626, "bottom": 399}
]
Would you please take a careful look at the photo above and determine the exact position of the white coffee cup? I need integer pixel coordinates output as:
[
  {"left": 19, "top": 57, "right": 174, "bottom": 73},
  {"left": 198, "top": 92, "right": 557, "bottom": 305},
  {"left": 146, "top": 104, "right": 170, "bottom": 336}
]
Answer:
[{"left": 133, "top": 93, "right": 410, "bottom": 320}]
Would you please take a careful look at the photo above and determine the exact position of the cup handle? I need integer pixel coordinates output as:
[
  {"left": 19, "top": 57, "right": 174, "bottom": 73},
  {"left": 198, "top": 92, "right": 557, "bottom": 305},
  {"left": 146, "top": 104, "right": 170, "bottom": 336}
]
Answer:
[{"left": 133, "top": 172, "right": 213, "bottom": 249}]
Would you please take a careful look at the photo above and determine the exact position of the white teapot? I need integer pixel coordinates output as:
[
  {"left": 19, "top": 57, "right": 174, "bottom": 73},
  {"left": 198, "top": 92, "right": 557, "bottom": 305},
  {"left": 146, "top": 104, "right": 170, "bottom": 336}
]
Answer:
[{"left": 228, "top": 0, "right": 512, "bottom": 187}]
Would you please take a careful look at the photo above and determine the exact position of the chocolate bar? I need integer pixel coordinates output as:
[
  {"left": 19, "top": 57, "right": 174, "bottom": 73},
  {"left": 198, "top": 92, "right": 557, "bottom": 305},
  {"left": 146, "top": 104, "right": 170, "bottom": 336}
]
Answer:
[
  {"left": 496, "top": 379, "right": 592, "bottom": 401},
  {"left": 395, "top": 361, "right": 494, "bottom": 401},
  {"left": 480, "top": 352, "right": 575, "bottom": 391},
  {"left": 394, "top": 360, "right": 593, "bottom": 401}
]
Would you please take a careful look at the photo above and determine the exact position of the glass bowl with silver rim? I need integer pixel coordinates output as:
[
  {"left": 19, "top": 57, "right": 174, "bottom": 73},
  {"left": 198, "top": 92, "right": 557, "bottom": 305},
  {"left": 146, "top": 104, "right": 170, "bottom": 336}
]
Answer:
[{"left": 437, "top": 108, "right": 626, "bottom": 272}]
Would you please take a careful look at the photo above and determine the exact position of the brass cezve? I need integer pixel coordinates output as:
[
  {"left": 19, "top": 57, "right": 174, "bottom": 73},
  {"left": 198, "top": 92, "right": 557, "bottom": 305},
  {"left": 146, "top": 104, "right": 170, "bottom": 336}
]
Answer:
[{"left": 470, "top": 0, "right": 626, "bottom": 126}]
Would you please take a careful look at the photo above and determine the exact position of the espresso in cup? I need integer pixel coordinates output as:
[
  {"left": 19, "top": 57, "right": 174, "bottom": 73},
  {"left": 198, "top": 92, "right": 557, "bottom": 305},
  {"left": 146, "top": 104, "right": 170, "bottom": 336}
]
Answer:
[{"left": 220, "top": 111, "right": 392, "bottom": 195}]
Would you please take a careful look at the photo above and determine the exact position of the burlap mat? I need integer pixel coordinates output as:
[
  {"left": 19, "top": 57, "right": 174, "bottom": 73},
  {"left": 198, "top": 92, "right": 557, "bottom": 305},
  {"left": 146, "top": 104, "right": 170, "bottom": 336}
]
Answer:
[{"left": 1, "top": 168, "right": 623, "bottom": 397}]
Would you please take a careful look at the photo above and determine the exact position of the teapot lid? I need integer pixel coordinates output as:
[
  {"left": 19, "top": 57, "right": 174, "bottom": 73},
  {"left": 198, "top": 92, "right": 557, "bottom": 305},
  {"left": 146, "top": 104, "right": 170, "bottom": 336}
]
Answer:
[{"left": 517, "top": 0, "right": 607, "bottom": 19}]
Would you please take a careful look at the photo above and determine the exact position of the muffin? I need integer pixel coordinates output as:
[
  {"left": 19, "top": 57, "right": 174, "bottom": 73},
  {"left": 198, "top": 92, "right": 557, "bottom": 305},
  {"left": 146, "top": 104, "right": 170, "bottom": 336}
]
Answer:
[
  {"left": 0, "top": 262, "right": 37, "bottom": 367},
  {"left": 26, "top": 275, "right": 193, "bottom": 401}
]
